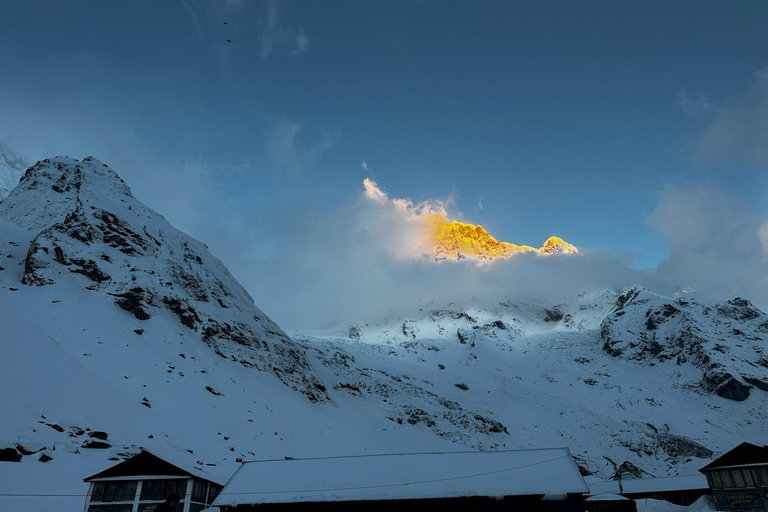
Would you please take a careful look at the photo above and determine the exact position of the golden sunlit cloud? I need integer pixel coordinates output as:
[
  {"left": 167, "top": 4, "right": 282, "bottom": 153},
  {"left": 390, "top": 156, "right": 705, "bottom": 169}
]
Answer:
[{"left": 362, "top": 178, "right": 578, "bottom": 261}]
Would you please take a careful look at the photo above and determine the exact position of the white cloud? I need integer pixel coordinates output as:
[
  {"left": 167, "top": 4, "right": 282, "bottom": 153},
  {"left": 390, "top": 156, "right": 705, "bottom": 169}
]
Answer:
[
  {"left": 649, "top": 183, "right": 768, "bottom": 302},
  {"left": 690, "top": 68, "right": 768, "bottom": 163}
]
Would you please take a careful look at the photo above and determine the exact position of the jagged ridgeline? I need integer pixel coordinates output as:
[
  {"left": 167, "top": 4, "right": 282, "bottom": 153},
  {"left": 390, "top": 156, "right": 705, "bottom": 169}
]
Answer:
[{"left": 0, "top": 156, "right": 329, "bottom": 402}]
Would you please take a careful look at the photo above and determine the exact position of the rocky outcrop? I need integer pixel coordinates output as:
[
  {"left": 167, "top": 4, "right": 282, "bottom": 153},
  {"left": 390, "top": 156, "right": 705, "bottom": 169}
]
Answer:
[
  {"left": 601, "top": 286, "right": 768, "bottom": 401},
  {"left": 0, "top": 156, "right": 329, "bottom": 402}
]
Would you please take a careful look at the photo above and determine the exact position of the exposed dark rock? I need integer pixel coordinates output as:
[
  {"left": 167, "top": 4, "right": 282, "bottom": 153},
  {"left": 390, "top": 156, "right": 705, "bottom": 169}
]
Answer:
[
  {"left": 69, "top": 258, "right": 110, "bottom": 283},
  {"left": 38, "top": 453, "right": 53, "bottom": 463},
  {"left": 111, "top": 287, "right": 151, "bottom": 320},
  {"left": 14, "top": 443, "right": 45, "bottom": 456},
  {"left": 0, "top": 447, "right": 22, "bottom": 462},
  {"left": 743, "top": 376, "right": 768, "bottom": 392},
  {"left": 614, "top": 461, "right": 654, "bottom": 480},
  {"left": 544, "top": 308, "right": 564, "bottom": 322},
  {"left": 348, "top": 325, "right": 362, "bottom": 341},
  {"left": 81, "top": 440, "right": 111, "bottom": 449},
  {"left": 163, "top": 296, "right": 200, "bottom": 329},
  {"left": 712, "top": 375, "right": 752, "bottom": 402},
  {"left": 457, "top": 328, "right": 475, "bottom": 346},
  {"left": 402, "top": 320, "right": 418, "bottom": 339},
  {"left": 472, "top": 414, "right": 509, "bottom": 435},
  {"left": 88, "top": 431, "right": 108, "bottom": 440},
  {"left": 205, "top": 386, "right": 223, "bottom": 396},
  {"left": 454, "top": 383, "right": 470, "bottom": 390}
]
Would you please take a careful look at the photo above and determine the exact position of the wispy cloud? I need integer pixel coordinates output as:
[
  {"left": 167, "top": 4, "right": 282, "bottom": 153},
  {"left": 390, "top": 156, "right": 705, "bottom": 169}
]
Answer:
[
  {"left": 676, "top": 88, "right": 716, "bottom": 118},
  {"left": 683, "top": 68, "right": 768, "bottom": 164},
  {"left": 258, "top": 0, "right": 309, "bottom": 59},
  {"left": 268, "top": 119, "right": 338, "bottom": 177}
]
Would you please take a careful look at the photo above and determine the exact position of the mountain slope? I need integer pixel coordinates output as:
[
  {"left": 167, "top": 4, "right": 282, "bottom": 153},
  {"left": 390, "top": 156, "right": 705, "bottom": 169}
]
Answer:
[
  {"left": 0, "top": 156, "right": 328, "bottom": 402},
  {"left": 601, "top": 286, "right": 768, "bottom": 401},
  {"left": 0, "top": 140, "right": 25, "bottom": 199}
]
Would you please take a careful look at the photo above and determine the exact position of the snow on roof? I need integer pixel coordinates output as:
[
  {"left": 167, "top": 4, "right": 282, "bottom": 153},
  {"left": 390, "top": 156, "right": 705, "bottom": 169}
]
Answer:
[
  {"left": 588, "top": 474, "right": 708, "bottom": 496},
  {"left": 586, "top": 494, "right": 630, "bottom": 502},
  {"left": 84, "top": 449, "right": 228, "bottom": 486},
  {"left": 213, "top": 448, "right": 588, "bottom": 507}
]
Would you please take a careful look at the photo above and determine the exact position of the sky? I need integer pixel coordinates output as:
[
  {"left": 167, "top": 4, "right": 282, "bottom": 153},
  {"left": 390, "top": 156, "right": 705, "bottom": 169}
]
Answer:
[{"left": 1, "top": 1, "right": 768, "bottom": 327}]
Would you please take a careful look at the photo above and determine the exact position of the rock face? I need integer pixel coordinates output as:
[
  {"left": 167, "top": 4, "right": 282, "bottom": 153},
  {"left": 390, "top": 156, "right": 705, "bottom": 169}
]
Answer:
[
  {"left": 600, "top": 286, "right": 768, "bottom": 402},
  {"left": 0, "top": 156, "right": 329, "bottom": 402}
]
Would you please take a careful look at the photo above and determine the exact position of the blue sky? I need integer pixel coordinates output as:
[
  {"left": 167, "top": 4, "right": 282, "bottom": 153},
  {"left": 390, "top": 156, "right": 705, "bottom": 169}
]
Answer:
[{"left": 1, "top": 1, "right": 767, "bottom": 325}]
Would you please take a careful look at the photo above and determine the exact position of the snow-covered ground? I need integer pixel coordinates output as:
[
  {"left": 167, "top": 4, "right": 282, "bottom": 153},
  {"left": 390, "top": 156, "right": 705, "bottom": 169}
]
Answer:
[{"left": 1, "top": 157, "right": 766, "bottom": 511}]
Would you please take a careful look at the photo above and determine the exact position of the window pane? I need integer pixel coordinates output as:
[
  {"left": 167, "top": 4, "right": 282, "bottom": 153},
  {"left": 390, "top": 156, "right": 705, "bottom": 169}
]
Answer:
[
  {"left": 759, "top": 468, "right": 768, "bottom": 485},
  {"left": 125, "top": 482, "right": 137, "bottom": 501},
  {"left": 743, "top": 469, "right": 756, "bottom": 487},
  {"left": 192, "top": 481, "right": 206, "bottom": 502},
  {"left": 103, "top": 483, "right": 116, "bottom": 502},
  {"left": 151, "top": 481, "right": 164, "bottom": 500},
  {"left": 721, "top": 470, "right": 734, "bottom": 488},
  {"left": 140, "top": 480, "right": 153, "bottom": 500},
  {"left": 207, "top": 484, "right": 221, "bottom": 505},
  {"left": 92, "top": 482, "right": 105, "bottom": 502},
  {"left": 711, "top": 472, "right": 722, "bottom": 489},
  {"left": 114, "top": 482, "right": 126, "bottom": 502},
  {"left": 732, "top": 470, "right": 745, "bottom": 487}
]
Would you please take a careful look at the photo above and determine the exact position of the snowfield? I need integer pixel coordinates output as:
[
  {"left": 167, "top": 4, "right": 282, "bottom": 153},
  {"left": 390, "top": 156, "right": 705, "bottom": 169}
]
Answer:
[{"left": 0, "top": 157, "right": 766, "bottom": 511}]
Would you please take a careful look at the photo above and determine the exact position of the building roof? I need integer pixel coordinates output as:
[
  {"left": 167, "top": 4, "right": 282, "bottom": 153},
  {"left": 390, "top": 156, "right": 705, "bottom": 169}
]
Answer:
[
  {"left": 213, "top": 448, "right": 589, "bottom": 507},
  {"left": 585, "top": 494, "right": 630, "bottom": 502},
  {"left": 699, "top": 442, "right": 768, "bottom": 472},
  {"left": 83, "top": 450, "right": 225, "bottom": 485},
  {"left": 588, "top": 474, "right": 708, "bottom": 496}
]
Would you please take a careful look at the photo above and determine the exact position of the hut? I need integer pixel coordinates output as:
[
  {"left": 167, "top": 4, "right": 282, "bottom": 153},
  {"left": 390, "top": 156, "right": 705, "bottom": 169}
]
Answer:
[
  {"left": 83, "top": 450, "right": 226, "bottom": 512},
  {"left": 213, "top": 448, "right": 589, "bottom": 512},
  {"left": 699, "top": 442, "right": 768, "bottom": 512}
]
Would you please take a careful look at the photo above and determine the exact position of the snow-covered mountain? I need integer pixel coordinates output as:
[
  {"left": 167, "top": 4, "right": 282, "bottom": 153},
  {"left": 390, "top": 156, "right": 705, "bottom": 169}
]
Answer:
[
  {"left": 1, "top": 156, "right": 766, "bottom": 511},
  {"left": 0, "top": 140, "right": 25, "bottom": 199}
]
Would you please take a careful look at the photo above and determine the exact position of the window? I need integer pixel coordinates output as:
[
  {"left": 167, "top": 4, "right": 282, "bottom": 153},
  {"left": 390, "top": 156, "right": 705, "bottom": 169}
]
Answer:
[
  {"left": 88, "top": 481, "right": 138, "bottom": 512},
  {"left": 720, "top": 470, "right": 734, "bottom": 488},
  {"left": 139, "top": 479, "right": 186, "bottom": 501},
  {"left": 207, "top": 484, "right": 222, "bottom": 504},
  {"left": 742, "top": 469, "right": 756, "bottom": 487},
  {"left": 732, "top": 469, "right": 745, "bottom": 488},
  {"left": 191, "top": 480, "right": 207, "bottom": 503},
  {"left": 710, "top": 471, "right": 723, "bottom": 489},
  {"left": 92, "top": 482, "right": 105, "bottom": 502},
  {"left": 757, "top": 468, "right": 768, "bottom": 486}
]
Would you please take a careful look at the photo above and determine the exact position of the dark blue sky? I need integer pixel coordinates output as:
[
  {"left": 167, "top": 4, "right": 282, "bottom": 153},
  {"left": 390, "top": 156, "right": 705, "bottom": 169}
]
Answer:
[{"left": 1, "top": 1, "right": 767, "bottom": 277}]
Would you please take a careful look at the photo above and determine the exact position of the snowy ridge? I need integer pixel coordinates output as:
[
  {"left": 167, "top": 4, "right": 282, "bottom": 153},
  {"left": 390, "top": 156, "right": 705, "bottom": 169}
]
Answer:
[
  {"left": 0, "top": 156, "right": 328, "bottom": 403},
  {"left": 601, "top": 286, "right": 768, "bottom": 401}
]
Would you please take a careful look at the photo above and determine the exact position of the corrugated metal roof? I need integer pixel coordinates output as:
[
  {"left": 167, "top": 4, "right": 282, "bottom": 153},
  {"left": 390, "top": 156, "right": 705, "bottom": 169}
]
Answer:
[
  {"left": 213, "top": 448, "right": 589, "bottom": 507},
  {"left": 588, "top": 474, "right": 708, "bottom": 496}
]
